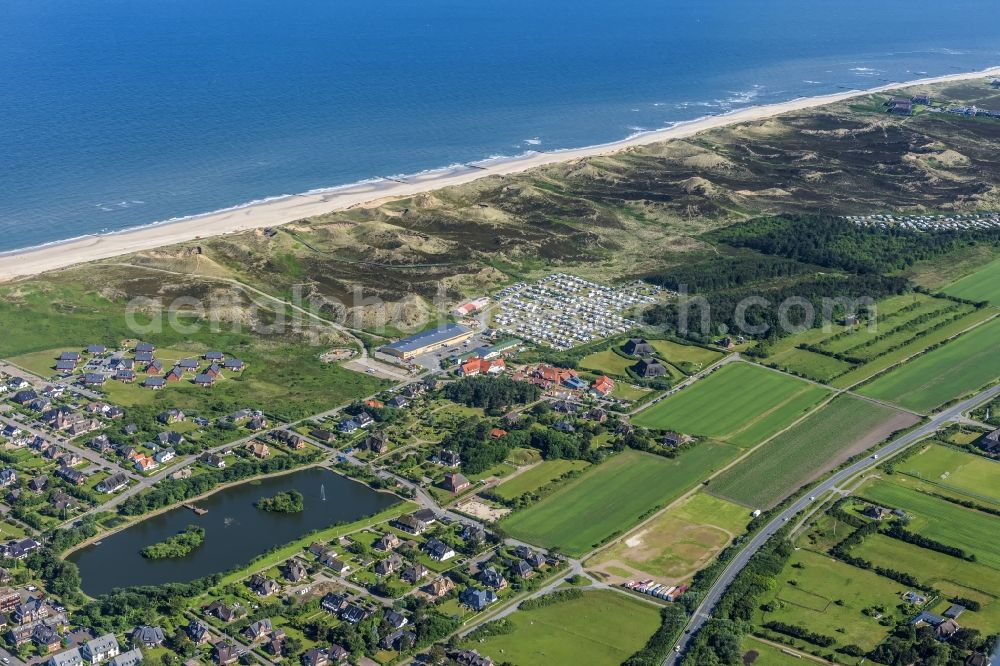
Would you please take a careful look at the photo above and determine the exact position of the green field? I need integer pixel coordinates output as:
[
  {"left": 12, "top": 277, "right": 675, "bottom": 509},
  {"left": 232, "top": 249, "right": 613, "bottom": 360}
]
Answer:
[
  {"left": 944, "top": 256, "right": 1000, "bottom": 305},
  {"left": 463, "top": 590, "right": 660, "bottom": 666},
  {"left": 589, "top": 491, "right": 750, "bottom": 581},
  {"left": 858, "top": 316, "right": 1000, "bottom": 412},
  {"left": 851, "top": 534, "right": 1000, "bottom": 632},
  {"left": 767, "top": 347, "right": 854, "bottom": 382},
  {"left": 760, "top": 548, "right": 902, "bottom": 652},
  {"left": 709, "top": 396, "right": 911, "bottom": 509},
  {"left": 579, "top": 349, "right": 636, "bottom": 377},
  {"left": 493, "top": 459, "right": 591, "bottom": 500},
  {"left": 502, "top": 446, "right": 739, "bottom": 556},
  {"left": 648, "top": 339, "right": 724, "bottom": 369},
  {"left": 860, "top": 479, "right": 1000, "bottom": 570},
  {"left": 898, "top": 444, "right": 1000, "bottom": 504},
  {"left": 632, "top": 363, "right": 829, "bottom": 447}
]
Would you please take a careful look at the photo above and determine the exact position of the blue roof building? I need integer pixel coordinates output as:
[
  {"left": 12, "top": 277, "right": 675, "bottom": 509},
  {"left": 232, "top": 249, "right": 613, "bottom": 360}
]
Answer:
[{"left": 381, "top": 324, "right": 474, "bottom": 360}]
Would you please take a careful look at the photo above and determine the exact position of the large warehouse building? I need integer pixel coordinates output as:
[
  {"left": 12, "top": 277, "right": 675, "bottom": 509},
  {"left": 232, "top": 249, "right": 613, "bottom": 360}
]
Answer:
[{"left": 380, "top": 323, "right": 474, "bottom": 361}]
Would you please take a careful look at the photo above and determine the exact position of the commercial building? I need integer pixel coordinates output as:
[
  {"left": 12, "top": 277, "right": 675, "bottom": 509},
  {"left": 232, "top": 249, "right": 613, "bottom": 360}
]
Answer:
[{"left": 380, "top": 324, "right": 474, "bottom": 361}]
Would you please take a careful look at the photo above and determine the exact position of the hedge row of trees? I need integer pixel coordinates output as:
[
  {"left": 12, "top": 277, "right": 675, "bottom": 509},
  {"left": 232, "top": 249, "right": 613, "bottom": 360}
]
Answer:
[{"left": 443, "top": 376, "right": 541, "bottom": 415}]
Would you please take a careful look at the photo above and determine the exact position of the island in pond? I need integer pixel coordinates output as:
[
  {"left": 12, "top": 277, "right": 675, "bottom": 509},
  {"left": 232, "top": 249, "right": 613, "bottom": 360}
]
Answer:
[
  {"left": 254, "top": 490, "right": 305, "bottom": 513},
  {"left": 140, "top": 525, "right": 206, "bottom": 559}
]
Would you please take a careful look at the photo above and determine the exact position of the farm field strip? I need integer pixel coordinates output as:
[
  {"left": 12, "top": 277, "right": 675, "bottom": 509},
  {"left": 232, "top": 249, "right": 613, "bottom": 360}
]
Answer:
[
  {"left": 708, "top": 396, "right": 916, "bottom": 509},
  {"left": 501, "top": 446, "right": 739, "bottom": 556},
  {"left": 857, "top": 315, "right": 1000, "bottom": 412},
  {"left": 898, "top": 443, "right": 1000, "bottom": 504},
  {"left": 631, "top": 362, "right": 830, "bottom": 447},
  {"left": 944, "top": 256, "right": 1000, "bottom": 305},
  {"left": 492, "top": 459, "right": 591, "bottom": 500}
]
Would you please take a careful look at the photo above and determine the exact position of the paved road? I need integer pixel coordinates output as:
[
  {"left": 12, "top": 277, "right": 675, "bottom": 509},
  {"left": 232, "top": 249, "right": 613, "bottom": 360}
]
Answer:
[{"left": 664, "top": 382, "right": 1000, "bottom": 665}]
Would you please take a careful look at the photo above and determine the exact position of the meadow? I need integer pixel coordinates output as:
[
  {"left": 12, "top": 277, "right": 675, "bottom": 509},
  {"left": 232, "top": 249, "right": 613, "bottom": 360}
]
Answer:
[
  {"left": 578, "top": 349, "right": 637, "bottom": 377},
  {"left": 860, "top": 479, "right": 1000, "bottom": 570},
  {"left": 648, "top": 339, "right": 724, "bottom": 369},
  {"left": 858, "top": 315, "right": 1000, "bottom": 412},
  {"left": 631, "top": 363, "right": 829, "bottom": 447},
  {"left": 708, "top": 396, "right": 915, "bottom": 508},
  {"left": 501, "top": 445, "right": 739, "bottom": 556},
  {"left": 851, "top": 534, "right": 1000, "bottom": 632},
  {"left": 760, "top": 549, "right": 903, "bottom": 652},
  {"left": 944, "top": 256, "right": 1000, "bottom": 305},
  {"left": 463, "top": 590, "right": 661, "bottom": 666},
  {"left": 588, "top": 491, "right": 750, "bottom": 582},
  {"left": 740, "top": 638, "right": 813, "bottom": 666},
  {"left": 897, "top": 443, "right": 1000, "bottom": 504},
  {"left": 492, "top": 459, "right": 591, "bottom": 500}
]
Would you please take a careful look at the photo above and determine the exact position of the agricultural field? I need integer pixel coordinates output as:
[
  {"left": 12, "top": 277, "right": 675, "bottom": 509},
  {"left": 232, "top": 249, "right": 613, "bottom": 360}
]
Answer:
[
  {"left": 759, "top": 548, "right": 904, "bottom": 652},
  {"left": 492, "top": 459, "right": 591, "bottom": 500},
  {"left": 757, "top": 292, "right": 997, "bottom": 387},
  {"left": 858, "top": 315, "right": 1000, "bottom": 412},
  {"left": 896, "top": 443, "right": 1000, "bottom": 504},
  {"left": 631, "top": 362, "right": 830, "bottom": 447},
  {"left": 501, "top": 445, "right": 739, "bottom": 556},
  {"left": 943, "top": 256, "right": 1000, "bottom": 305},
  {"left": 850, "top": 534, "right": 1000, "bottom": 632},
  {"left": 859, "top": 478, "right": 1000, "bottom": 570},
  {"left": 708, "top": 396, "right": 917, "bottom": 509},
  {"left": 588, "top": 491, "right": 750, "bottom": 583},
  {"left": 462, "top": 590, "right": 661, "bottom": 666}
]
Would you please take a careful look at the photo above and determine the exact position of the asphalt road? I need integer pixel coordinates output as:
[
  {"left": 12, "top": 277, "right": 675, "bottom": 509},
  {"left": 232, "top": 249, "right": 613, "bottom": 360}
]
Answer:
[{"left": 664, "top": 382, "right": 1000, "bottom": 665}]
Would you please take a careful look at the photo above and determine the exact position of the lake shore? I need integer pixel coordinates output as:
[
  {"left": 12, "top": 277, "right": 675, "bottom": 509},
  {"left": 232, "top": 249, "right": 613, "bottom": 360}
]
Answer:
[{"left": 2, "top": 65, "right": 999, "bottom": 283}]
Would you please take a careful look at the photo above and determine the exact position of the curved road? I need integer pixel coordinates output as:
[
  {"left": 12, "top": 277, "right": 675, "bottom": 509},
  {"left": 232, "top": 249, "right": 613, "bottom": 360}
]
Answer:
[{"left": 665, "top": 382, "right": 1000, "bottom": 665}]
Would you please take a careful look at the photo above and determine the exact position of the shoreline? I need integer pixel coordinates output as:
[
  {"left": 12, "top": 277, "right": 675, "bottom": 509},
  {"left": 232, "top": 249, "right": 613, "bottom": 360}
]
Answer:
[{"left": 2, "top": 65, "right": 999, "bottom": 282}]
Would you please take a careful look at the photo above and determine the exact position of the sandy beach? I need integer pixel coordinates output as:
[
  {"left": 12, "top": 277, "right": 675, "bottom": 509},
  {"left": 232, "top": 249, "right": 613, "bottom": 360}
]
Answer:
[{"left": 2, "top": 66, "right": 999, "bottom": 283}]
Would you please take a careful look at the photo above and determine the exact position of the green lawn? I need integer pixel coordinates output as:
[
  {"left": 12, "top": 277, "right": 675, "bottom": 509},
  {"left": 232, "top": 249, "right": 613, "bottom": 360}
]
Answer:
[
  {"left": 648, "top": 339, "right": 724, "bottom": 369},
  {"left": 493, "top": 459, "right": 591, "bottom": 500},
  {"left": 768, "top": 347, "right": 855, "bottom": 382},
  {"left": 944, "top": 256, "right": 1000, "bottom": 305},
  {"left": 579, "top": 350, "right": 637, "bottom": 377},
  {"left": 610, "top": 383, "right": 653, "bottom": 402},
  {"left": 897, "top": 444, "right": 1000, "bottom": 504},
  {"left": 857, "top": 316, "right": 1000, "bottom": 412},
  {"left": 851, "top": 534, "right": 1000, "bottom": 633},
  {"left": 760, "top": 548, "right": 902, "bottom": 652},
  {"left": 463, "top": 590, "right": 661, "bottom": 666},
  {"left": 589, "top": 491, "right": 750, "bottom": 581},
  {"left": 860, "top": 478, "right": 1000, "bottom": 570},
  {"left": 740, "top": 637, "right": 814, "bottom": 666},
  {"left": 502, "top": 446, "right": 739, "bottom": 556},
  {"left": 632, "top": 363, "right": 830, "bottom": 447},
  {"left": 708, "top": 396, "right": 913, "bottom": 509}
]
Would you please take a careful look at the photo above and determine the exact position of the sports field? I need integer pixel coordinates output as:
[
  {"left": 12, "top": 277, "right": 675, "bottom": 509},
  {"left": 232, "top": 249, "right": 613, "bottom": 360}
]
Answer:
[
  {"left": 851, "top": 534, "right": 1000, "bottom": 632},
  {"left": 463, "top": 590, "right": 660, "bottom": 666},
  {"left": 502, "top": 445, "right": 739, "bottom": 556},
  {"left": 944, "top": 256, "right": 1000, "bottom": 305},
  {"left": 760, "top": 549, "right": 900, "bottom": 651},
  {"left": 631, "top": 363, "right": 829, "bottom": 447},
  {"left": 858, "top": 316, "right": 1000, "bottom": 412},
  {"left": 897, "top": 444, "right": 1000, "bottom": 504},
  {"left": 708, "top": 396, "right": 916, "bottom": 508},
  {"left": 588, "top": 491, "right": 750, "bottom": 582},
  {"left": 493, "top": 459, "right": 590, "bottom": 500},
  {"left": 860, "top": 479, "right": 1000, "bottom": 570}
]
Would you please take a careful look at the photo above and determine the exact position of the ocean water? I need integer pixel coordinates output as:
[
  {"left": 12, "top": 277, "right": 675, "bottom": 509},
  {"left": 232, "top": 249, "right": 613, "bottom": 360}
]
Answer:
[{"left": 0, "top": 0, "right": 998, "bottom": 253}]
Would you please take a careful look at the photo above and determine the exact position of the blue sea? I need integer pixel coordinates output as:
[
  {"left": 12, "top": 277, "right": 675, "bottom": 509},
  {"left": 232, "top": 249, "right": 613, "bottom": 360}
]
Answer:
[{"left": 1, "top": 0, "right": 998, "bottom": 253}]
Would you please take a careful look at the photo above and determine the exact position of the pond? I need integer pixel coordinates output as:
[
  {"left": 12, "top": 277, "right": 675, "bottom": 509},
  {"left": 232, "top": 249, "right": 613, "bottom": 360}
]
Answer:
[{"left": 68, "top": 467, "right": 399, "bottom": 596}]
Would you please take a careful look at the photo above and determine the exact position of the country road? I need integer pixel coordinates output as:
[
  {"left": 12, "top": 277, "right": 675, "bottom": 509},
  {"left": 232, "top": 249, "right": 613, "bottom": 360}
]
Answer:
[{"left": 664, "top": 382, "right": 1000, "bottom": 665}]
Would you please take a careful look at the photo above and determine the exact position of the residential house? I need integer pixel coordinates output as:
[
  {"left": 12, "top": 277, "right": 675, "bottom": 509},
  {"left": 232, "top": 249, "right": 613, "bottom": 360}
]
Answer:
[
  {"left": 387, "top": 396, "right": 409, "bottom": 409},
  {"left": 423, "top": 538, "right": 455, "bottom": 562},
  {"left": 412, "top": 508, "right": 438, "bottom": 525},
  {"left": 186, "top": 620, "right": 210, "bottom": 644},
  {"left": 144, "top": 359, "right": 162, "bottom": 374},
  {"left": 591, "top": 375, "right": 615, "bottom": 397},
  {"left": 0, "top": 469, "right": 16, "bottom": 488},
  {"left": 246, "top": 441, "right": 270, "bottom": 458},
  {"left": 945, "top": 604, "right": 966, "bottom": 619},
  {"left": 204, "top": 601, "right": 245, "bottom": 623},
  {"left": 327, "top": 645, "right": 348, "bottom": 663},
  {"left": 157, "top": 409, "right": 186, "bottom": 425},
  {"left": 320, "top": 593, "right": 348, "bottom": 615},
  {"left": 375, "top": 553, "right": 403, "bottom": 577},
  {"left": 379, "top": 629, "right": 415, "bottom": 652},
  {"left": 339, "top": 604, "right": 370, "bottom": 624},
  {"left": 461, "top": 524, "right": 486, "bottom": 544},
  {"left": 48, "top": 648, "right": 82, "bottom": 666},
  {"left": 661, "top": 431, "right": 688, "bottom": 448},
  {"left": 489, "top": 428, "right": 507, "bottom": 439},
  {"left": 56, "top": 467, "right": 86, "bottom": 486},
  {"left": 142, "top": 377, "right": 165, "bottom": 390},
  {"left": 363, "top": 431, "right": 390, "bottom": 455},
  {"left": 336, "top": 419, "right": 358, "bottom": 434},
  {"left": 393, "top": 514, "right": 427, "bottom": 535},
  {"left": 0, "top": 588, "right": 19, "bottom": 613},
  {"left": 478, "top": 566, "right": 507, "bottom": 590},
  {"left": 243, "top": 618, "right": 273, "bottom": 642},
  {"left": 13, "top": 596, "right": 49, "bottom": 623},
  {"left": 164, "top": 368, "right": 183, "bottom": 383},
  {"left": 81, "top": 634, "right": 120, "bottom": 664},
  {"left": 223, "top": 358, "right": 245, "bottom": 371},
  {"left": 353, "top": 411, "right": 374, "bottom": 428},
  {"left": 249, "top": 574, "right": 279, "bottom": 597},
  {"left": 272, "top": 430, "right": 304, "bottom": 449},
  {"left": 301, "top": 648, "right": 329, "bottom": 666},
  {"left": 5, "top": 538, "right": 41, "bottom": 561},
  {"left": 441, "top": 472, "right": 470, "bottom": 493},
  {"left": 449, "top": 650, "right": 494, "bottom": 666},
  {"left": 321, "top": 555, "right": 350, "bottom": 575},
  {"left": 108, "top": 649, "right": 142, "bottom": 666},
  {"left": 310, "top": 428, "right": 334, "bottom": 443},
  {"left": 284, "top": 559, "right": 308, "bottom": 583},
  {"left": 33, "top": 623, "right": 63, "bottom": 652},
  {"left": 89, "top": 435, "right": 112, "bottom": 453},
  {"left": 863, "top": 505, "right": 891, "bottom": 521},
  {"left": 135, "top": 342, "right": 156, "bottom": 353},
  {"left": 132, "top": 455, "right": 158, "bottom": 473},
  {"left": 622, "top": 338, "right": 654, "bottom": 356},
  {"left": 85, "top": 345, "right": 108, "bottom": 355},
  {"left": 153, "top": 448, "right": 175, "bottom": 464},
  {"left": 979, "top": 428, "right": 1000, "bottom": 455},
  {"left": 193, "top": 373, "right": 215, "bottom": 387},
  {"left": 401, "top": 563, "right": 429, "bottom": 584},
  {"left": 424, "top": 576, "right": 455, "bottom": 598},
  {"left": 439, "top": 450, "right": 461, "bottom": 467},
  {"left": 459, "top": 587, "right": 498, "bottom": 611},
  {"left": 130, "top": 626, "right": 165, "bottom": 647},
  {"left": 205, "top": 351, "right": 225, "bottom": 362},
  {"left": 633, "top": 357, "right": 667, "bottom": 378},
  {"left": 199, "top": 452, "right": 226, "bottom": 469},
  {"left": 374, "top": 533, "right": 401, "bottom": 551},
  {"left": 56, "top": 360, "right": 77, "bottom": 374},
  {"left": 213, "top": 641, "right": 246, "bottom": 666},
  {"left": 384, "top": 609, "right": 410, "bottom": 630},
  {"left": 512, "top": 559, "right": 533, "bottom": 579}
]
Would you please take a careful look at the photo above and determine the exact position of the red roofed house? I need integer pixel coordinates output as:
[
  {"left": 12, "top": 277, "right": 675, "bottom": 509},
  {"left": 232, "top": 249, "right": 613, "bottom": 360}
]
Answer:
[
  {"left": 533, "top": 364, "right": 576, "bottom": 385},
  {"left": 591, "top": 375, "right": 615, "bottom": 397},
  {"left": 460, "top": 357, "right": 505, "bottom": 377},
  {"left": 489, "top": 428, "right": 507, "bottom": 439},
  {"left": 364, "top": 399, "right": 384, "bottom": 409}
]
